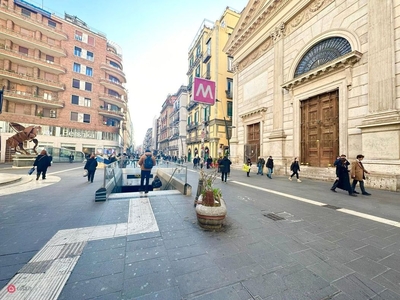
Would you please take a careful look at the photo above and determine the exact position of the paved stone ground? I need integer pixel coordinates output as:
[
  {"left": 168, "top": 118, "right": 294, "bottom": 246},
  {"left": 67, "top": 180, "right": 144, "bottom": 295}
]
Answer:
[{"left": 0, "top": 163, "right": 399, "bottom": 299}]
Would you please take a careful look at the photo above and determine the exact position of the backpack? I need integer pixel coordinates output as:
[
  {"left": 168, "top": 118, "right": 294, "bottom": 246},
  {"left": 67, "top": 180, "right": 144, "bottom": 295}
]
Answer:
[{"left": 144, "top": 155, "right": 154, "bottom": 169}]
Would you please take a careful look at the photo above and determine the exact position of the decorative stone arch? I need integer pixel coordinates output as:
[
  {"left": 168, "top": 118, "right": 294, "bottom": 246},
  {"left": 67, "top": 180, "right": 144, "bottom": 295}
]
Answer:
[{"left": 287, "top": 29, "right": 361, "bottom": 81}]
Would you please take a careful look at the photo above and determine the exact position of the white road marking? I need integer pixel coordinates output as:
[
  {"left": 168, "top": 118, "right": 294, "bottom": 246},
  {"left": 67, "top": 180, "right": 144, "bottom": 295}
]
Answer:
[
  {"left": 232, "top": 181, "right": 400, "bottom": 228},
  {"left": 0, "top": 198, "right": 158, "bottom": 299}
]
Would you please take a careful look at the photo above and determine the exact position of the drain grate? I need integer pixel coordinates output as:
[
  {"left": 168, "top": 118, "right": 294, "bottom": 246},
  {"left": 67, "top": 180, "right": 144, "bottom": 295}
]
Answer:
[
  {"left": 263, "top": 213, "right": 285, "bottom": 221},
  {"left": 322, "top": 204, "right": 342, "bottom": 210}
]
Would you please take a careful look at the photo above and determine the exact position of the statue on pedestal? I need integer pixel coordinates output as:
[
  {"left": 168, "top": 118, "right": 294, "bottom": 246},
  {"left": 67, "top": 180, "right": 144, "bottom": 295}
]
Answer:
[{"left": 6, "top": 122, "right": 41, "bottom": 155}]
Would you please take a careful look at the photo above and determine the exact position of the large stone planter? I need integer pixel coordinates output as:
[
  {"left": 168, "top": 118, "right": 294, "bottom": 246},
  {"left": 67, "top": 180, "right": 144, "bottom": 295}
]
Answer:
[{"left": 195, "top": 195, "right": 227, "bottom": 230}]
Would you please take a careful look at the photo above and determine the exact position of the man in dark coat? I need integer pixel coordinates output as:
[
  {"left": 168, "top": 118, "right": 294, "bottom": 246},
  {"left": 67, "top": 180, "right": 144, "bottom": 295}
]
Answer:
[
  {"left": 266, "top": 156, "right": 274, "bottom": 178},
  {"left": 33, "top": 149, "right": 52, "bottom": 180},
  {"left": 220, "top": 156, "right": 232, "bottom": 183},
  {"left": 84, "top": 153, "right": 98, "bottom": 183},
  {"left": 331, "top": 154, "right": 349, "bottom": 192},
  {"left": 335, "top": 156, "right": 357, "bottom": 196}
]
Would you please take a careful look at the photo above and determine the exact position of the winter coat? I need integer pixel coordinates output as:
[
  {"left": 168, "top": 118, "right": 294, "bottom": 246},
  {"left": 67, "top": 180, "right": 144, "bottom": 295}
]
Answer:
[
  {"left": 220, "top": 157, "right": 232, "bottom": 173},
  {"left": 33, "top": 154, "right": 52, "bottom": 171},
  {"left": 246, "top": 158, "right": 252, "bottom": 166},
  {"left": 266, "top": 158, "right": 274, "bottom": 169},
  {"left": 84, "top": 158, "right": 98, "bottom": 172},
  {"left": 290, "top": 161, "right": 300, "bottom": 172},
  {"left": 138, "top": 151, "right": 156, "bottom": 171},
  {"left": 336, "top": 162, "right": 352, "bottom": 192},
  {"left": 351, "top": 160, "right": 367, "bottom": 181}
]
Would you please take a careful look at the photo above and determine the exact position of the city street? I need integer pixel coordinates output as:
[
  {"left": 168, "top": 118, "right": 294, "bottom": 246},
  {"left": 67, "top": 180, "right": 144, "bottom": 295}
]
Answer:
[{"left": 0, "top": 163, "right": 399, "bottom": 299}]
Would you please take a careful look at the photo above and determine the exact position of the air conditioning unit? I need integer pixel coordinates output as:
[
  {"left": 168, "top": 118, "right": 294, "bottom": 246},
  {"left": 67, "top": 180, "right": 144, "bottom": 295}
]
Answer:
[{"left": 50, "top": 110, "right": 56, "bottom": 118}]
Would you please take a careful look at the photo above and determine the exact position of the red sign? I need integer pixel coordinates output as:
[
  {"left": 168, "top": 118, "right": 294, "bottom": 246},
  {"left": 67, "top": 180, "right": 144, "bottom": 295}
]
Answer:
[{"left": 193, "top": 78, "right": 215, "bottom": 105}]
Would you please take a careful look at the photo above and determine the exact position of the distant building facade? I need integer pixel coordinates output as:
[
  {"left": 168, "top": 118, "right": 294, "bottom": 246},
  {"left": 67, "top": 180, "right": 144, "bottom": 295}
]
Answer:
[
  {"left": 0, "top": 0, "right": 130, "bottom": 161},
  {"left": 224, "top": 0, "right": 400, "bottom": 191},
  {"left": 186, "top": 7, "right": 241, "bottom": 162}
]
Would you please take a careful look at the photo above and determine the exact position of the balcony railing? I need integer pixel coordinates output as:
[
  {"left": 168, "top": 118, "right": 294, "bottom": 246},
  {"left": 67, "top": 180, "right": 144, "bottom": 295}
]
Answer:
[
  {"left": 0, "top": 69, "right": 65, "bottom": 91},
  {"left": 98, "top": 107, "right": 125, "bottom": 120},
  {"left": 99, "top": 93, "right": 126, "bottom": 108},
  {"left": 99, "top": 78, "right": 127, "bottom": 95},
  {"left": 225, "top": 90, "right": 233, "bottom": 99},
  {"left": 100, "top": 63, "right": 126, "bottom": 83},
  {"left": 186, "top": 122, "right": 198, "bottom": 131},
  {"left": 0, "top": 44, "right": 66, "bottom": 74},
  {"left": 203, "top": 71, "right": 211, "bottom": 80},
  {"left": 0, "top": 26, "right": 66, "bottom": 57},
  {"left": 0, "top": 5, "right": 67, "bottom": 40},
  {"left": 203, "top": 49, "right": 211, "bottom": 63},
  {"left": 5, "top": 90, "right": 64, "bottom": 108},
  {"left": 187, "top": 101, "right": 199, "bottom": 111}
]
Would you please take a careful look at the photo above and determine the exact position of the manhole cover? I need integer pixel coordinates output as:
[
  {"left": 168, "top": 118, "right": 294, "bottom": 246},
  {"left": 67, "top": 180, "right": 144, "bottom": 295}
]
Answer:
[
  {"left": 322, "top": 204, "right": 341, "bottom": 210},
  {"left": 263, "top": 213, "right": 285, "bottom": 221}
]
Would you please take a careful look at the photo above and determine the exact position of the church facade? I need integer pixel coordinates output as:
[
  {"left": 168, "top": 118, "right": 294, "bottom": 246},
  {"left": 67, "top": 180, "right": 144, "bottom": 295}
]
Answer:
[{"left": 224, "top": 0, "right": 400, "bottom": 191}]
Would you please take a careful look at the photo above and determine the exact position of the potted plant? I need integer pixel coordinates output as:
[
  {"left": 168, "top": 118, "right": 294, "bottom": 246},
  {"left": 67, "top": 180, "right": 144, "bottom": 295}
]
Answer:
[{"left": 195, "top": 168, "right": 227, "bottom": 230}]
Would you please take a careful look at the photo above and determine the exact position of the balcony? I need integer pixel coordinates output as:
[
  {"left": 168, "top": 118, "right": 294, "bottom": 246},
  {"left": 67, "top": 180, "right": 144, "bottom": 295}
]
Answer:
[
  {"left": 100, "top": 63, "right": 126, "bottom": 83},
  {"left": 98, "top": 107, "right": 125, "bottom": 120},
  {"left": 203, "top": 49, "right": 211, "bottom": 63},
  {"left": 186, "top": 53, "right": 203, "bottom": 75},
  {"left": 0, "top": 5, "right": 67, "bottom": 40},
  {"left": 0, "top": 45, "right": 66, "bottom": 74},
  {"left": 99, "top": 93, "right": 126, "bottom": 108},
  {"left": 0, "top": 69, "right": 65, "bottom": 91},
  {"left": 203, "top": 71, "right": 211, "bottom": 80},
  {"left": 225, "top": 90, "right": 233, "bottom": 99},
  {"left": 4, "top": 90, "right": 64, "bottom": 108},
  {"left": 187, "top": 101, "right": 199, "bottom": 111},
  {"left": 106, "top": 49, "right": 122, "bottom": 64},
  {"left": 0, "top": 27, "right": 66, "bottom": 57},
  {"left": 99, "top": 78, "right": 127, "bottom": 96},
  {"left": 186, "top": 122, "right": 198, "bottom": 131}
]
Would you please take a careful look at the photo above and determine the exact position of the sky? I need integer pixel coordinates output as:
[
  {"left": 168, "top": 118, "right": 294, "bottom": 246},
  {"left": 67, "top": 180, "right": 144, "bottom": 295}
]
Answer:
[{"left": 32, "top": 0, "right": 249, "bottom": 145}]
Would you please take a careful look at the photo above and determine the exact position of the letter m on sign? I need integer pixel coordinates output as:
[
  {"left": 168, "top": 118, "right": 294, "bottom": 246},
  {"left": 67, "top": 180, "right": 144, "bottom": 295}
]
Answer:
[{"left": 193, "top": 78, "right": 215, "bottom": 105}]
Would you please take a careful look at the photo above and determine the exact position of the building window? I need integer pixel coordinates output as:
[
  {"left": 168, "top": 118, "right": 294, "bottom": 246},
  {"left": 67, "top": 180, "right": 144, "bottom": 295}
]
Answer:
[
  {"left": 227, "top": 56, "right": 233, "bottom": 72},
  {"left": 18, "top": 46, "right": 28, "bottom": 55},
  {"left": 83, "top": 114, "right": 90, "bottom": 123},
  {"left": 48, "top": 20, "right": 56, "bottom": 28},
  {"left": 21, "top": 8, "right": 31, "bottom": 17},
  {"left": 71, "top": 112, "right": 78, "bottom": 121},
  {"left": 227, "top": 101, "right": 233, "bottom": 118},
  {"left": 195, "top": 65, "right": 200, "bottom": 77},
  {"left": 110, "top": 61, "right": 120, "bottom": 69},
  {"left": 86, "top": 67, "right": 93, "bottom": 76},
  {"left": 75, "top": 30, "right": 82, "bottom": 41},
  {"left": 72, "top": 79, "right": 80, "bottom": 89},
  {"left": 74, "top": 46, "right": 81, "bottom": 57},
  {"left": 108, "top": 89, "right": 120, "bottom": 97},
  {"left": 73, "top": 63, "right": 81, "bottom": 73},
  {"left": 71, "top": 95, "right": 79, "bottom": 105},
  {"left": 109, "top": 75, "right": 120, "bottom": 83},
  {"left": 227, "top": 78, "right": 233, "bottom": 92},
  {"left": 85, "top": 82, "right": 92, "bottom": 91},
  {"left": 88, "top": 36, "right": 95, "bottom": 46},
  {"left": 87, "top": 51, "right": 93, "bottom": 61},
  {"left": 46, "top": 55, "right": 54, "bottom": 63},
  {"left": 196, "top": 44, "right": 201, "bottom": 57},
  {"left": 84, "top": 98, "right": 91, "bottom": 107}
]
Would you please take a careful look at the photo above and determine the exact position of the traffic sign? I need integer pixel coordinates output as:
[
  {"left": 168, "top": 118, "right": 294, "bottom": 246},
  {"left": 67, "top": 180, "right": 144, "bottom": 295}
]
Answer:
[{"left": 193, "top": 78, "right": 215, "bottom": 105}]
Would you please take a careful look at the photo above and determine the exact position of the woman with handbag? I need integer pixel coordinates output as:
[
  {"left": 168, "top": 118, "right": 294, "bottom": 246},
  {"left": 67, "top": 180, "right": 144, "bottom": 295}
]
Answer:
[
  {"left": 84, "top": 154, "right": 98, "bottom": 183},
  {"left": 33, "top": 149, "right": 52, "bottom": 180}
]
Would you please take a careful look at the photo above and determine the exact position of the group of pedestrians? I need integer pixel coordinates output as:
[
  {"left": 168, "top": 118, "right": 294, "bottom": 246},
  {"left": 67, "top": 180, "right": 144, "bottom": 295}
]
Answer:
[{"left": 330, "top": 154, "right": 371, "bottom": 196}]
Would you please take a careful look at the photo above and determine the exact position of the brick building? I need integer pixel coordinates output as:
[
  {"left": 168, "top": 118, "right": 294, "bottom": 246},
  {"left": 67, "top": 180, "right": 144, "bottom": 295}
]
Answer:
[{"left": 0, "top": 0, "right": 131, "bottom": 162}]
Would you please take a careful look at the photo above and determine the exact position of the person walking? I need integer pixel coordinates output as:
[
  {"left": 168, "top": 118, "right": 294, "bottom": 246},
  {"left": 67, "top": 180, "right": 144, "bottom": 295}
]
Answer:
[
  {"left": 351, "top": 154, "right": 371, "bottom": 195},
  {"left": 289, "top": 157, "right": 301, "bottom": 182},
  {"left": 220, "top": 155, "right": 232, "bottom": 183},
  {"left": 69, "top": 153, "right": 74, "bottom": 163},
  {"left": 246, "top": 157, "right": 252, "bottom": 177},
  {"left": 332, "top": 155, "right": 357, "bottom": 196},
  {"left": 84, "top": 153, "right": 98, "bottom": 183},
  {"left": 331, "top": 154, "right": 349, "bottom": 191},
  {"left": 256, "top": 157, "right": 265, "bottom": 175},
  {"left": 138, "top": 149, "right": 156, "bottom": 194},
  {"left": 33, "top": 149, "right": 52, "bottom": 180},
  {"left": 266, "top": 156, "right": 274, "bottom": 179}
]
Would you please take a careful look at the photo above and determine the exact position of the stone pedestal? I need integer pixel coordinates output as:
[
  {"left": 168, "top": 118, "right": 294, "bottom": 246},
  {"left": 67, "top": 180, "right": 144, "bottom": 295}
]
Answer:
[
  {"left": 12, "top": 155, "right": 36, "bottom": 167},
  {"left": 195, "top": 196, "right": 227, "bottom": 230}
]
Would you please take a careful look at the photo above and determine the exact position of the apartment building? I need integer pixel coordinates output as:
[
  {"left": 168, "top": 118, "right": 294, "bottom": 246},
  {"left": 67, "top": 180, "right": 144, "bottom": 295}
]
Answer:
[
  {"left": 186, "top": 7, "right": 240, "bottom": 162},
  {"left": 157, "top": 94, "right": 176, "bottom": 156},
  {"left": 0, "top": 0, "right": 130, "bottom": 162}
]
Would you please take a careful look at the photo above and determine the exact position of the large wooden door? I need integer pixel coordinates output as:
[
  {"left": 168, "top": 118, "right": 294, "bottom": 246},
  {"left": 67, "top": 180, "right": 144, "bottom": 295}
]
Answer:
[
  {"left": 244, "top": 123, "right": 260, "bottom": 163},
  {"left": 301, "top": 91, "right": 339, "bottom": 167}
]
